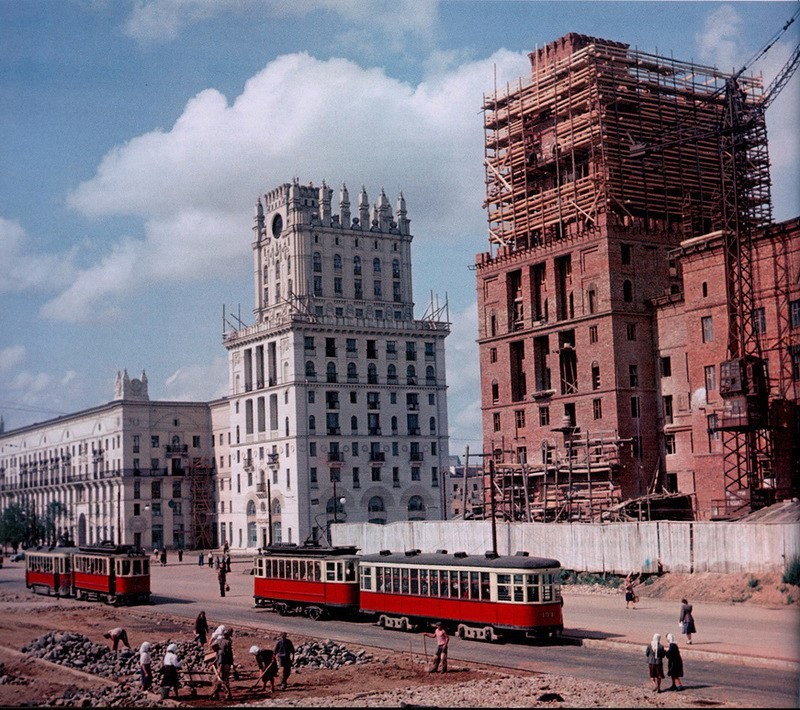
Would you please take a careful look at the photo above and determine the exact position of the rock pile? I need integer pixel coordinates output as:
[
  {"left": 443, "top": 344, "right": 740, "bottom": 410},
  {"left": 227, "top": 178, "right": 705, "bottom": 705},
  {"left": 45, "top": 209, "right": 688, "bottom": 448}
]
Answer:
[{"left": 293, "top": 640, "right": 372, "bottom": 671}]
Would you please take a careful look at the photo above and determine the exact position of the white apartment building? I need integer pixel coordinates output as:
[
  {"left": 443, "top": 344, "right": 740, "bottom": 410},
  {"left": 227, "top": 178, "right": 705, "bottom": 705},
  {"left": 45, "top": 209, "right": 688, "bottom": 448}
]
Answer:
[
  {"left": 0, "top": 370, "right": 215, "bottom": 551},
  {"left": 222, "top": 179, "right": 451, "bottom": 548}
]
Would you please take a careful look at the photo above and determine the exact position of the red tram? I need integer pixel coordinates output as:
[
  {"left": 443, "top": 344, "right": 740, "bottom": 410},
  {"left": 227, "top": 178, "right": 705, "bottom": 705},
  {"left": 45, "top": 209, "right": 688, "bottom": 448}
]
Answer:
[
  {"left": 252, "top": 545, "right": 563, "bottom": 642},
  {"left": 253, "top": 544, "right": 360, "bottom": 619},
  {"left": 25, "top": 542, "right": 151, "bottom": 605}
]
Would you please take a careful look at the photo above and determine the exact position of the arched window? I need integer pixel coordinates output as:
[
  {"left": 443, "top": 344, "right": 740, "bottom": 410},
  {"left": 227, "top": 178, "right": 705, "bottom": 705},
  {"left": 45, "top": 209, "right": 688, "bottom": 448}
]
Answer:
[
  {"left": 587, "top": 284, "right": 597, "bottom": 314},
  {"left": 350, "top": 415, "right": 358, "bottom": 432},
  {"left": 353, "top": 256, "right": 362, "bottom": 275},
  {"left": 246, "top": 500, "right": 256, "bottom": 516},
  {"left": 429, "top": 416, "right": 436, "bottom": 434},
  {"left": 373, "top": 257, "right": 381, "bottom": 273},
  {"left": 387, "top": 364, "right": 397, "bottom": 383},
  {"left": 392, "top": 259, "right": 400, "bottom": 278},
  {"left": 407, "top": 365, "right": 416, "bottom": 385},
  {"left": 368, "top": 496, "right": 385, "bottom": 513},
  {"left": 347, "top": 362, "right": 358, "bottom": 381},
  {"left": 591, "top": 361, "right": 601, "bottom": 390},
  {"left": 426, "top": 365, "right": 435, "bottom": 384},
  {"left": 308, "top": 415, "right": 316, "bottom": 431},
  {"left": 407, "top": 495, "right": 426, "bottom": 520},
  {"left": 326, "top": 497, "right": 345, "bottom": 515},
  {"left": 368, "top": 363, "right": 378, "bottom": 384},
  {"left": 305, "top": 361, "right": 316, "bottom": 378},
  {"left": 333, "top": 254, "right": 342, "bottom": 271},
  {"left": 326, "top": 362, "right": 337, "bottom": 383},
  {"left": 623, "top": 279, "right": 633, "bottom": 302},
  {"left": 313, "top": 252, "right": 322, "bottom": 272},
  {"left": 271, "top": 499, "right": 281, "bottom": 515}
]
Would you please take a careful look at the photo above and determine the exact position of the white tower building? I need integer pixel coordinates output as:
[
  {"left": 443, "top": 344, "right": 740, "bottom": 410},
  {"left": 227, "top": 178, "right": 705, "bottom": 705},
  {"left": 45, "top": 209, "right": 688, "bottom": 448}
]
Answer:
[{"left": 222, "top": 179, "right": 450, "bottom": 548}]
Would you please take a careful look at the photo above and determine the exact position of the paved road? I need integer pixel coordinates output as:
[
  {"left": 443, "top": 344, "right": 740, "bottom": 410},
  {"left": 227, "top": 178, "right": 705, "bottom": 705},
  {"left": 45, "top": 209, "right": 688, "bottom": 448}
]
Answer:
[{"left": 3, "top": 555, "right": 799, "bottom": 707}]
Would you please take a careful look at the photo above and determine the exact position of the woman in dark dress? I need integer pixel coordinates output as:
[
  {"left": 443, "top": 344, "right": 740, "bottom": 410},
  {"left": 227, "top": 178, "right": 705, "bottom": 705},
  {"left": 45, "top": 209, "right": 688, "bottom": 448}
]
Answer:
[
  {"left": 194, "top": 610, "right": 210, "bottom": 645},
  {"left": 665, "top": 633, "right": 684, "bottom": 690},
  {"left": 645, "top": 632, "right": 666, "bottom": 693},
  {"left": 679, "top": 598, "right": 696, "bottom": 644}
]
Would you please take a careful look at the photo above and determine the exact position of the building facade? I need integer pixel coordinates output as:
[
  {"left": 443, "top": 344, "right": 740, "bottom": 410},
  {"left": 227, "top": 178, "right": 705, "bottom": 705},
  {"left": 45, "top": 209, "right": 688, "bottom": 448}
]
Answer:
[
  {"left": 222, "top": 180, "right": 451, "bottom": 547},
  {"left": 0, "top": 370, "right": 215, "bottom": 550}
]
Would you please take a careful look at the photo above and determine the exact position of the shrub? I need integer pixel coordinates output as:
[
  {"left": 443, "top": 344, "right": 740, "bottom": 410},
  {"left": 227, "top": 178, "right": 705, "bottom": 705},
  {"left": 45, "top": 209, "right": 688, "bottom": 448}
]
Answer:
[
  {"left": 783, "top": 556, "right": 800, "bottom": 586},
  {"left": 747, "top": 576, "right": 760, "bottom": 589}
]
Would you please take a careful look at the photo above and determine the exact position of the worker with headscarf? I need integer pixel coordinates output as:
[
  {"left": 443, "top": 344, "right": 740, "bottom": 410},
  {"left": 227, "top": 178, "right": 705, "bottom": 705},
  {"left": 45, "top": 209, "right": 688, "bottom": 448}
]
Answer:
[{"left": 160, "top": 642, "right": 182, "bottom": 699}]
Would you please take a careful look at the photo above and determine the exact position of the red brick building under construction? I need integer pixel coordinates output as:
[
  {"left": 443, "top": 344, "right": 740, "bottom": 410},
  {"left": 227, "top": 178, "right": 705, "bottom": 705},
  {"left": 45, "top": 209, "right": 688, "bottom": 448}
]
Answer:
[{"left": 475, "top": 33, "right": 799, "bottom": 522}]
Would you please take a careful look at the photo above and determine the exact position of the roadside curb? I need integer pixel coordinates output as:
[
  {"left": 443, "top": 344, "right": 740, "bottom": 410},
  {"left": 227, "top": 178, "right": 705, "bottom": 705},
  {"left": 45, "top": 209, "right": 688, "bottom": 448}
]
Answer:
[{"left": 567, "top": 635, "right": 800, "bottom": 672}]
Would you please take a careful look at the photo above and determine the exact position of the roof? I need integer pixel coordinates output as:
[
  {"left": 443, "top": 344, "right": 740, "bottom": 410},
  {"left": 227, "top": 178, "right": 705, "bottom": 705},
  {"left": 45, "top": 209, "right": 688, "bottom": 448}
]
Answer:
[{"left": 359, "top": 550, "right": 560, "bottom": 570}]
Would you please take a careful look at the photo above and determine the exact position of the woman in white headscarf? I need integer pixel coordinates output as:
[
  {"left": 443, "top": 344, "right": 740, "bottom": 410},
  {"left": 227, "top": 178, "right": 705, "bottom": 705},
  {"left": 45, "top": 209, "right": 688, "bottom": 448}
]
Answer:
[
  {"left": 138, "top": 641, "right": 153, "bottom": 691},
  {"left": 160, "top": 642, "right": 182, "bottom": 699},
  {"left": 665, "top": 633, "right": 684, "bottom": 690},
  {"left": 645, "top": 632, "right": 666, "bottom": 692}
]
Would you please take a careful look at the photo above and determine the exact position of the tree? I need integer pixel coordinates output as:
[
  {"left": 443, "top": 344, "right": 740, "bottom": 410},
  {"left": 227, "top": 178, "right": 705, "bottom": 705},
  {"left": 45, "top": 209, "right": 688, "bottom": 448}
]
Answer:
[
  {"left": 44, "top": 501, "right": 68, "bottom": 548},
  {"left": 0, "top": 503, "right": 34, "bottom": 551}
]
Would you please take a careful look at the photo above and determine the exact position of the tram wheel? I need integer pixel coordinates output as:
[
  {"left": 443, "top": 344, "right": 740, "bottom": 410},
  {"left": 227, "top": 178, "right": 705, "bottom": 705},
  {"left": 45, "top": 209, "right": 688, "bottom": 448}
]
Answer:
[{"left": 306, "top": 606, "right": 323, "bottom": 621}]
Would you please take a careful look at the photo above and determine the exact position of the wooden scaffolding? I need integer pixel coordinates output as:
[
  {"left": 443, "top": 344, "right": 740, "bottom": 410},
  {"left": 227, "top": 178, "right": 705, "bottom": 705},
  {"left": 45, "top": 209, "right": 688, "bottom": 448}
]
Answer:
[{"left": 189, "top": 457, "right": 215, "bottom": 550}]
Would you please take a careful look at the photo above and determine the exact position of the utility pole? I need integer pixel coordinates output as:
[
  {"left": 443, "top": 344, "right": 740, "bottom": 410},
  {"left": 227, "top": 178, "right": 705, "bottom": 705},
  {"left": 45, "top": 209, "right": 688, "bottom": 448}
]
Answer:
[
  {"left": 488, "top": 458, "right": 497, "bottom": 556},
  {"left": 267, "top": 476, "right": 273, "bottom": 546}
]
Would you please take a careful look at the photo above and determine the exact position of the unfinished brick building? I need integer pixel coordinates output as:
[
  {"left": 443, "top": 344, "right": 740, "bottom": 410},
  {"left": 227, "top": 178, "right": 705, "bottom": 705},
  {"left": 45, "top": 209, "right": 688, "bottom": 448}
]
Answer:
[{"left": 475, "top": 32, "right": 798, "bottom": 521}]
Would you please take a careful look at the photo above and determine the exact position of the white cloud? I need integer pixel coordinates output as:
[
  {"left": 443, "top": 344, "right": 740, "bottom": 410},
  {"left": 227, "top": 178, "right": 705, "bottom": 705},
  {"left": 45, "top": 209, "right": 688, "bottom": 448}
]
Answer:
[
  {"left": 162, "top": 358, "right": 230, "bottom": 402},
  {"left": 0, "top": 217, "right": 78, "bottom": 295},
  {"left": 695, "top": 4, "right": 743, "bottom": 71},
  {"left": 60, "top": 49, "right": 529, "bottom": 322},
  {"left": 0, "top": 345, "right": 26, "bottom": 371}
]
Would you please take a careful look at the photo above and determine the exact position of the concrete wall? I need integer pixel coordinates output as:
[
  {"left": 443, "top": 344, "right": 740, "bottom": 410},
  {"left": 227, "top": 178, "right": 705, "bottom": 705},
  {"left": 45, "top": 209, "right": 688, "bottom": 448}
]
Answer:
[{"left": 332, "top": 520, "right": 800, "bottom": 575}]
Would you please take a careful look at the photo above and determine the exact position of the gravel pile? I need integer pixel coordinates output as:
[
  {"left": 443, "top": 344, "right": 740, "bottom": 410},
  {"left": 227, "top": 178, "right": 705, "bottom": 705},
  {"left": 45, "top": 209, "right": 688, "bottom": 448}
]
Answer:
[{"left": 294, "top": 640, "right": 372, "bottom": 671}]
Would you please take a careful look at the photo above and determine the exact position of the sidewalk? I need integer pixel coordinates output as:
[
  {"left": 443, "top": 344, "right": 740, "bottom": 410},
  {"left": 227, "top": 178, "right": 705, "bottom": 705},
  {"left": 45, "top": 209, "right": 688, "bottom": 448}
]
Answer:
[{"left": 561, "top": 588, "right": 800, "bottom": 671}]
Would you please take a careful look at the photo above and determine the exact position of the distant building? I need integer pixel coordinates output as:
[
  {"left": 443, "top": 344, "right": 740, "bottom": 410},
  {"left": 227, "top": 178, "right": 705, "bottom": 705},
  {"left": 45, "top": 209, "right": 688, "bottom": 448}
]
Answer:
[
  {"left": 221, "top": 180, "right": 451, "bottom": 546},
  {"left": 447, "top": 456, "right": 484, "bottom": 519},
  {"left": 0, "top": 370, "right": 216, "bottom": 550}
]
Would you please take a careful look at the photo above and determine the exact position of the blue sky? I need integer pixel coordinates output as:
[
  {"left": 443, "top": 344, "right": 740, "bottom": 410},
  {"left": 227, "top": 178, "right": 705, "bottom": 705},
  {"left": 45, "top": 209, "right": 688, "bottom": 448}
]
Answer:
[{"left": 1, "top": 1, "right": 798, "bottom": 456}]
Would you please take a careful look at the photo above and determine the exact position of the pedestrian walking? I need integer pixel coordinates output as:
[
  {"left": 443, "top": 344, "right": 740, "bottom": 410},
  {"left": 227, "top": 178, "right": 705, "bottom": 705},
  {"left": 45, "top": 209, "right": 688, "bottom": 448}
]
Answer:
[
  {"left": 139, "top": 641, "right": 153, "bottom": 691},
  {"left": 160, "top": 643, "right": 182, "bottom": 699},
  {"left": 160, "top": 548, "right": 167, "bottom": 567},
  {"left": 103, "top": 627, "right": 131, "bottom": 651},
  {"left": 422, "top": 621, "right": 449, "bottom": 672},
  {"left": 624, "top": 573, "right": 638, "bottom": 609},
  {"left": 215, "top": 554, "right": 221, "bottom": 570},
  {"left": 218, "top": 564, "right": 228, "bottom": 597},
  {"left": 645, "top": 632, "right": 666, "bottom": 693},
  {"left": 177, "top": 547, "right": 183, "bottom": 562},
  {"left": 207, "top": 551, "right": 214, "bottom": 568},
  {"left": 225, "top": 553, "right": 232, "bottom": 572},
  {"left": 249, "top": 645, "right": 278, "bottom": 692},
  {"left": 679, "top": 598, "right": 696, "bottom": 644},
  {"left": 194, "top": 611, "right": 210, "bottom": 645},
  {"left": 274, "top": 631, "right": 295, "bottom": 689},
  {"left": 210, "top": 628, "right": 234, "bottom": 700},
  {"left": 665, "top": 633, "right": 684, "bottom": 691},
  {"left": 199, "top": 551, "right": 205, "bottom": 567}
]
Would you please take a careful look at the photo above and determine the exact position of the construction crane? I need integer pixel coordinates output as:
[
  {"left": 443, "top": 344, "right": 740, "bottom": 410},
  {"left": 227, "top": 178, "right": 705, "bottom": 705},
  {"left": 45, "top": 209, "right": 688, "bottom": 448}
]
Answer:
[{"left": 633, "top": 9, "right": 800, "bottom": 515}]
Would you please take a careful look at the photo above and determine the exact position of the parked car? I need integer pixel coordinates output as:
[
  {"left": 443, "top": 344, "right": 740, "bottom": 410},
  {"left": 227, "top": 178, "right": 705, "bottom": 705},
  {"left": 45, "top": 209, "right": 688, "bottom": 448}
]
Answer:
[{"left": 10, "top": 552, "right": 25, "bottom": 562}]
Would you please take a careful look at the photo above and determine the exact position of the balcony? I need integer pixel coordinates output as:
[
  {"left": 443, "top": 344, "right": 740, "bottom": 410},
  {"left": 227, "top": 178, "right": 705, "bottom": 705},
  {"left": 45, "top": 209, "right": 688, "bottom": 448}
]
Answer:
[
  {"left": 410, "top": 452, "right": 424, "bottom": 462},
  {"left": 369, "top": 452, "right": 385, "bottom": 464},
  {"left": 368, "top": 428, "right": 382, "bottom": 436},
  {"left": 166, "top": 444, "right": 189, "bottom": 455},
  {"left": 243, "top": 457, "right": 254, "bottom": 472},
  {"left": 266, "top": 453, "right": 279, "bottom": 469},
  {"left": 255, "top": 482, "right": 269, "bottom": 499},
  {"left": 328, "top": 452, "right": 344, "bottom": 466}
]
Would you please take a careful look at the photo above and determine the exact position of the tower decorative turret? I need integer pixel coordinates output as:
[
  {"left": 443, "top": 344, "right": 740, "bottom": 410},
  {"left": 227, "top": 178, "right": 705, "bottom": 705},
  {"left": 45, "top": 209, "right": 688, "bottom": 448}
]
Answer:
[
  {"left": 253, "top": 198, "right": 266, "bottom": 242},
  {"left": 114, "top": 369, "right": 149, "bottom": 401},
  {"left": 319, "top": 180, "right": 332, "bottom": 224},
  {"left": 339, "top": 183, "right": 351, "bottom": 227},
  {"left": 396, "top": 191, "right": 409, "bottom": 236},
  {"left": 358, "top": 186, "right": 370, "bottom": 228},
  {"left": 378, "top": 187, "right": 393, "bottom": 231}
]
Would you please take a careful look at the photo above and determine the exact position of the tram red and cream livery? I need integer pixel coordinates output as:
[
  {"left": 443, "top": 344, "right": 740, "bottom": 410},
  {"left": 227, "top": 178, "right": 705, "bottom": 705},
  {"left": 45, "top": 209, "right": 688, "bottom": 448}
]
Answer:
[
  {"left": 253, "top": 545, "right": 564, "bottom": 643},
  {"left": 253, "top": 544, "right": 360, "bottom": 619},
  {"left": 359, "top": 549, "right": 563, "bottom": 641},
  {"left": 25, "top": 542, "right": 151, "bottom": 605}
]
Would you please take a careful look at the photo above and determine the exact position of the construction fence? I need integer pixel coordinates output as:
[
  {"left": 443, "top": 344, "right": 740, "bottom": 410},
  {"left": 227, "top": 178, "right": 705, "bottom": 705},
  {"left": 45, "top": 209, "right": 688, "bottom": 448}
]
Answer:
[{"left": 332, "top": 520, "right": 800, "bottom": 575}]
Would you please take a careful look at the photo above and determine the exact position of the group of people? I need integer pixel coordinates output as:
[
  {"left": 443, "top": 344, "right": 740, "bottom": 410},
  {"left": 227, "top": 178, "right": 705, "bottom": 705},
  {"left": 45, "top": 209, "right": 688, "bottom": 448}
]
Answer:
[
  {"left": 644, "top": 599, "right": 696, "bottom": 693},
  {"left": 199, "top": 549, "right": 232, "bottom": 572}
]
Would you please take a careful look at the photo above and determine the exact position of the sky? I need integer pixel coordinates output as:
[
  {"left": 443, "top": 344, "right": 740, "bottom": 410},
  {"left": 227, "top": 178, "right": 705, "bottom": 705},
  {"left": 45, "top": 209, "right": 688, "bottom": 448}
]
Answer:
[{"left": 1, "top": 0, "right": 798, "bottom": 457}]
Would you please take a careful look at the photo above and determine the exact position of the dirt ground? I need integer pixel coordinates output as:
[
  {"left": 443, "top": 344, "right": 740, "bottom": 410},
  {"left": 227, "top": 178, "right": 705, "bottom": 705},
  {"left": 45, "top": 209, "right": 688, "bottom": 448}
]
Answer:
[{"left": 1, "top": 570, "right": 793, "bottom": 708}]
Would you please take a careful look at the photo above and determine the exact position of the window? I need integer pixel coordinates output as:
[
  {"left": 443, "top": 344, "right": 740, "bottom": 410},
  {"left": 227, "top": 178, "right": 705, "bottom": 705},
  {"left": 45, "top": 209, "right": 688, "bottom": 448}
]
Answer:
[
  {"left": 661, "top": 356, "right": 672, "bottom": 377},
  {"left": 491, "top": 380, "right": 499, "bottom": 402},
  {"left": 373, "top": 257, "right": 381, "bottom": 273},
  {"left": 621, "top": 243, "right": 632, "bottom": 265},
  {"left": 333, "top": 254, "right": 342, "bottom": 271},
  {"left": 591, "top": 362, "right": 600, "bottom": 390},
  {"left": 592, "top": 398, "right": 602, "bottom": 420},
  {"left": 489, "top": 347, "right": 497, "bottom": 363},
  {"left": 587, "top": 287, "right": 597, "bottom": 314},
  {"left": 539, "top": 406, "right": 549, "bottom": 426},
  {"left": 631, "top": 396, "right": 640, "bottom": 418},
  {"left": 493, "top": 412, "right": 501, "bottom": 432},
  {"left": 313, "top": 275, "right": 322, "bottom": 296},
  {"left": 405, "top": 342, "right": 416, "bottom": 361},
  {"left": 589, "top": 325, "right": 598, "bottom": 344},
  {"left": 151, "top": 436, "right": 160, "bottom": 448},
  {"left": 707, "top": 413, "right": 720, "bottom": 441},
  {"left": 334, "top": 277, "right": 343, "bottom": 295},
  {"left": 353, "top": 256, "right": 361, "bottom": 275},
  {"left": 514, "top": 410, "right": 525, "bottom": 429},
  {"left": 626, "top": 323, "right": 637, "bottom": 341},
  {"left": 629, "top": 364, "right": 638, "bottom": 387},
  {"left": 664, "top": 395, "right": 673, "bottom": 424},
  {"left": 791, "top": 300, "right": 800, "bottom": 329},
  {"left": 313, "top": 252, "right": 322, "bottom": 272},
  {"left": 623, "top": 280, "right": 633, "bottom": 303},
  {"left": 665, "top": 433, "right": 677, "bottom": 455},
  {"left": 132, "top": 434, "right": 140, "bottom": 453},
  {"left": 752, "top": 307, "right": 766, "bottom": 335},
  {"left": 326, "top": 338, "right": 337, "bottom": 357},
  {"left": 702, "top": 281, "right": 708, "bottom": 298},
  {"left": 704, "top": 365, "right": 717, "bottom": 396},
  {"left": 792, "top": 344, "right": 800, "bottom": 380},
  {"left": 702, "top": 316, "right": 714, "bottom": 343},
  {"left": 373, "top": 280, "right": 382, "bottom": 298}
]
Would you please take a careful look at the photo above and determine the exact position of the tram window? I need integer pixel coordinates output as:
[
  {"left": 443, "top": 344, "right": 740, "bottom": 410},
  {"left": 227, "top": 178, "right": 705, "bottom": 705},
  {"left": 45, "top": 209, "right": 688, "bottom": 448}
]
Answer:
[
  {"left": 542, "top": 573, "right": 553, "bottom": 601},
  {"left": 361, "top": 566, "right": 372, "bottom": 590},
  {"left": 497, "top": 574, "right": 511, "bottom": 601},
  {"left": 460, "top": 571, "right": 470, "bottom": 599},
  {"left": 420, "top": 569, "right": 429, "bottom": 595},
  {"left": 289, "top": 560, "right": 296, "bottom": 579},
  {"left": 375, "top": 567, "right": 383, "bottom": 592},
  {"left": 326, "top": 562, "right": 336, "bottom": 582},
  {"left": 513, "top": 574, "right": 524, "bottom": 602},
  {"left": 122, "top": 560, "right": 131, "bottom": 576},
  {"left": 278, "top": 559, "right": 284, "bottom": 578},
  {"left": 439, "top": 571, "right": 449, "bottom": 598},
  {"left": 345, "top": 561, "right": 356, "bottom": 582},
  {"left": 410, "top": 568, "right": 419, "bottom": 595},
  {"left": 527, "top": 574, "right": 540, "bottom": 602},
  {"left": 430, "top": 570, "right": 439, "bottom": 596},
  {"left": 449, "top": 571, "right": 459, "bottom": 598},
  {"left": 143, "top": 559, "right": 149, "bottom": 574},
  {"left": 481, "top": 572, "right": 490, "bottom": 600},
  {"left": 401, "top": 568, "right": 409, "bottom": 594},
  {"left": 314, "top": 562, "right": 321, "bottom": 581},
  {"left": 470, "top": 572, "right": 480, "bottom": 599},
  {"left": 131, "top": 560, "right": 140, "bottom": 575},
  {"left": 392, "top": 568, "right": 400, "bottom": 593}
]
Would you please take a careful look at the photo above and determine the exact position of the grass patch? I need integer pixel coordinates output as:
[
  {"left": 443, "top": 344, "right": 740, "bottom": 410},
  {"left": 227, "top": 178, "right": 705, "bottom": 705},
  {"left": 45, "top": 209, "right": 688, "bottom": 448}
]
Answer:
[{"left": 783, "top": 556, "right": 800, "bottom": 586}]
